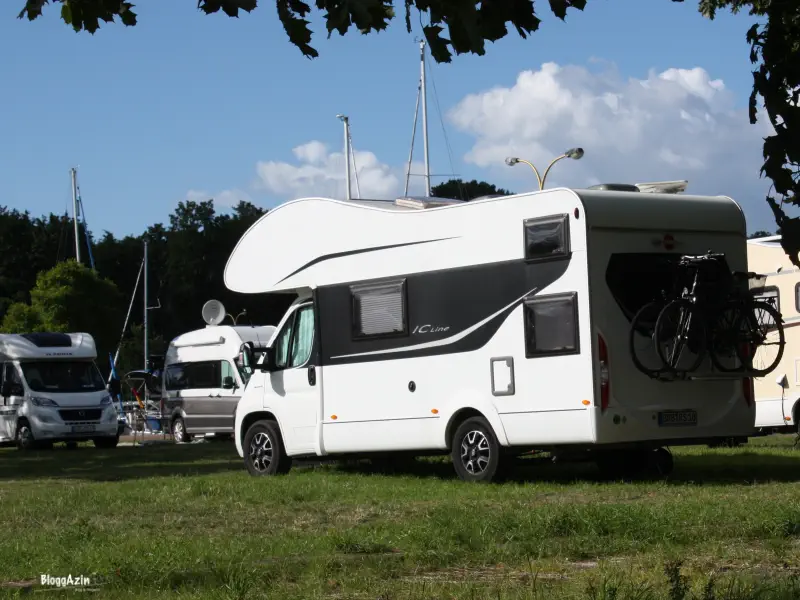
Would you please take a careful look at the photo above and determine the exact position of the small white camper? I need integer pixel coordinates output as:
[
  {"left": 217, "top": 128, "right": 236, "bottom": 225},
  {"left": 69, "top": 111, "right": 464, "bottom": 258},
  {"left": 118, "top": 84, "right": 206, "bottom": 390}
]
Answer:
[
  {"left": 0, "top": 332, "right": 120, "bottom": 449},
  {"left": 162, "top": 321, "right": 275, "bottom": 443},
  {"left": 746, "top": 234, "right": 800, "bottom": 434},
  {"left": 226, "top": 187, "right": 758, "bottom": 481}
]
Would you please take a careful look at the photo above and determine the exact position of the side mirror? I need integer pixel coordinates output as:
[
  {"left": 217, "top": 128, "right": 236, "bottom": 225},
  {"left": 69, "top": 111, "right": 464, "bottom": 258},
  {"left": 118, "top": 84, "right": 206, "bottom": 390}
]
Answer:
[
  {"left": 239, "top": 342, "right": 255, "bottom": 373},
  {"left": 222, "top": 376, "right": 236, "bottom": 390},
  {"left": 256, "top": 347, "right": 276, "bottom": 372},
  {"left": 108, "top": 378, "right": 122, "bottom": 397}
]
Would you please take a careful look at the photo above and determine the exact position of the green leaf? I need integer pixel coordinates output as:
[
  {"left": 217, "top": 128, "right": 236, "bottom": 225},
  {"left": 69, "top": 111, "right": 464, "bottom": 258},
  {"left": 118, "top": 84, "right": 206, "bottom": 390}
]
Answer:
[
  {"left": 276, "top": 0, "right": 318, "bottom": 58},
  {"left": 60, "top": 1, "right": 72, "bottom": 25}
]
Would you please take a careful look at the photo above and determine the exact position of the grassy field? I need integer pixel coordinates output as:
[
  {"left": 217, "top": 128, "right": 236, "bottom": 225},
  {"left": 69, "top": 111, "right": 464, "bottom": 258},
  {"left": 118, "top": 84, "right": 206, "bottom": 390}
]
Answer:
[{"left": 0, "top": 436, "right": 798, "bottom": 599}]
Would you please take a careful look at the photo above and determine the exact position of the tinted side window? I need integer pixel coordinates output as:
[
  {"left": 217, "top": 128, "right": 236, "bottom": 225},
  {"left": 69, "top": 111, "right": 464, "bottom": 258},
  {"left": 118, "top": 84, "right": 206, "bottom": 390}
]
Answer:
[
  {"left": 185, "top": 361, "right": 220, "bottom": 388},
  {"left": 524, "top": 292, "right": 579, "bottom": 357},
  {"left": 165, "top": 364, "right": 188, "bottom": 390},
  {"left": 524, "top": 214, "right": 570, "bottom": 261}
]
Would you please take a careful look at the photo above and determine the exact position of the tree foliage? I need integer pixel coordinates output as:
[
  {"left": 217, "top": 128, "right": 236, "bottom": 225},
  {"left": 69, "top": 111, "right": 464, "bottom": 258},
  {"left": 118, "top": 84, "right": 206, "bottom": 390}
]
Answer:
[
  {"left": 432, "top": 178, "right": 513, "bottom": 200},
  {"left": 0, "top": 259, "right": 124, "bottom": 362}
]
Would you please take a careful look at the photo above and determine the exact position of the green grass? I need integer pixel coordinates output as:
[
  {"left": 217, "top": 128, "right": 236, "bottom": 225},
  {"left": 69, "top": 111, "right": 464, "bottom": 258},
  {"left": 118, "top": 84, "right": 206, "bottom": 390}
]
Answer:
[{"left": 0, "top": 435, "right": 798, "bottom": 599}]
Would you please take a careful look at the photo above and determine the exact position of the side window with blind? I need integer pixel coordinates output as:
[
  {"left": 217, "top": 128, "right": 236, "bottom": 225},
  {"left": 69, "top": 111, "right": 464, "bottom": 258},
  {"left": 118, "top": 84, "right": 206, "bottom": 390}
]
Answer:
[{"left": 351, "top": 279, "right": 408, "bottom": 339}]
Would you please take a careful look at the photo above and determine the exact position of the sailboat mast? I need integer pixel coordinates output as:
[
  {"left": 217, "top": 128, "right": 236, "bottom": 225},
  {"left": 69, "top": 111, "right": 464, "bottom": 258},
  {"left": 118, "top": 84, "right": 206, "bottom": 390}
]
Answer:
[
  {"left": 143, "top": 239, "right": 149, "bottom": 371},
  {"left": 70, "top": 168, "right": 82, "bottom": 263},
  {"left": 337, "top": 114, "right": 352, "bottom": 201},
  {"left": 419, "top": 40, "right": 432, "bottom": 197}
]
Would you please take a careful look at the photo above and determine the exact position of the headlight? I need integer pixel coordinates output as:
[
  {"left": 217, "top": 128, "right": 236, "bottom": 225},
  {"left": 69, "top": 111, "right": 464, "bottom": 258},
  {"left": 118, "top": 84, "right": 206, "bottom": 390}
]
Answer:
[
  {"left": 100, "top": 395, "right": 112, "bottom": 406},
  {"left": 30, "top": 396, "right": 59, "bottom": 407}
]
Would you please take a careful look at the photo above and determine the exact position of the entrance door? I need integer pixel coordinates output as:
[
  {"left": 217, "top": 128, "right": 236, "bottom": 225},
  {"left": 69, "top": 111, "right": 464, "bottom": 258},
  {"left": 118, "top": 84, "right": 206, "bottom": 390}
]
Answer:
[{"left": 266, "top": 303, "right": 320, "bottom": 455}]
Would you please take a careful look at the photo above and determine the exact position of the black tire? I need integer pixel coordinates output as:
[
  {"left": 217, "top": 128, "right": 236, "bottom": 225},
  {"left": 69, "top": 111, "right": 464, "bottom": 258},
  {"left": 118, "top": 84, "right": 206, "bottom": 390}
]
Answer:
[
  {"left": 450, "top": 416, "right": 503, "bottom": 482},
  {"left": 629, "top": 301, "right": 665, "bottom": 377},
  {"left": 243, "top": 419, "right": 292, "bottom": 476},
  {"left": 654, "top": 299, "right": 706, "bottom": 374},
  {"left": 648, "top": 447, "right": 674, "bottom": 477},
  {"left": 93, "top": 436, "right": 119, "bottom": 449},
  {"left": 737, "top": 301, "right": 785, "bottom": 376},
  {"left": 15, "top": 420, "right": 36, "bottom": 451},
  {"left": 172, "top": 417, "right": 192, "bottom": 444},
  {"left": 595, "top": 450, "right": 649, "bottom": 481}
]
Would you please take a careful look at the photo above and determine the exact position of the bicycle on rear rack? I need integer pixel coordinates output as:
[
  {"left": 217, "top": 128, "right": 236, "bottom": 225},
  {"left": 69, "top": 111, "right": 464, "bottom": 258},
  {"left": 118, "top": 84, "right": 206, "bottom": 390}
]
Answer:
[{"left": 629, "top": 251, "right": 785, "bottom": 380}]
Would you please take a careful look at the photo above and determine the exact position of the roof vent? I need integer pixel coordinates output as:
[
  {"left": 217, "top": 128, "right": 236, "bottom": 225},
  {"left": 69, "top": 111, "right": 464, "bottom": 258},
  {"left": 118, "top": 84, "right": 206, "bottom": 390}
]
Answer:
[
  {"left": 21, "top": 333, "right": 72, "bottom": 348},
  {"left": 394, "top": 196, "right": 464, "bottom": 209},
  {"left": 635, "top": 180, "right": 688, "bottom": 194}
]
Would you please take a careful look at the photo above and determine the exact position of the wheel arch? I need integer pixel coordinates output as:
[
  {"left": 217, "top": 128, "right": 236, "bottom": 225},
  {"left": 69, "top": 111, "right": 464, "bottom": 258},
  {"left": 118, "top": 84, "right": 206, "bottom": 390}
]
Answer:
[
  {"left": 240, "top": 410, "right": 284, "bottom": 447},
  {"left": 444, "top": 406, "right": 509, "bottom": 450}
]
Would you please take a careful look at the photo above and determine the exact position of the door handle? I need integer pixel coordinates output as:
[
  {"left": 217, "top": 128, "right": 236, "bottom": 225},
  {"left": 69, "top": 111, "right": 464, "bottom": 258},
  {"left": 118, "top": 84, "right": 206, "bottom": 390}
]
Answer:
[{"left": 308, "top": 365, "right": 316, "bottom": 386}]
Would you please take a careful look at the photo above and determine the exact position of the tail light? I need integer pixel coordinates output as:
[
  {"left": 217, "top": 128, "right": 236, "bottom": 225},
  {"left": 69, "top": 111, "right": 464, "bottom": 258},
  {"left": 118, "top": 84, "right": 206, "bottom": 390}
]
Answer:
[{"left": 598, "top": 334, "right": 610, "bottom": 412}]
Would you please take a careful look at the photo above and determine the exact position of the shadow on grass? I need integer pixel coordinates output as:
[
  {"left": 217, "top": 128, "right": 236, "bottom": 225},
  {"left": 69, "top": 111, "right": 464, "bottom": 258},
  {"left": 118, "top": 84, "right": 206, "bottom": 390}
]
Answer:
[
  {"left": 333, "top": 448, "right": 800, "bottom": 486},
  {"left": 0, "top": 441, "right": 243, "bottom": 482}
]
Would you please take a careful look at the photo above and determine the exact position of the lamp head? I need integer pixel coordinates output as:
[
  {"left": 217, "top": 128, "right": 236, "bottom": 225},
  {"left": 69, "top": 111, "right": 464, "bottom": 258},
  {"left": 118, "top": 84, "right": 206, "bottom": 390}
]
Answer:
[
  {"left": 565, "top": 147, "right": 584, "bottom": 160},
  {"left": 336, "top": 114, "right": 347, "bottom": 122},
  {"left": 505, "top": 157, "right": 520, "bottom": 166}
]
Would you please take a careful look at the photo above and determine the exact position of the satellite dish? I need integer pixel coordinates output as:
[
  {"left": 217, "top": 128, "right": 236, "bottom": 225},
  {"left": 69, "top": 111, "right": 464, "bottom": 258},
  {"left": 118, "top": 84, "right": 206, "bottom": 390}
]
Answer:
[{"left": 202, "top": 299, "right": 226, "bottom": 326}]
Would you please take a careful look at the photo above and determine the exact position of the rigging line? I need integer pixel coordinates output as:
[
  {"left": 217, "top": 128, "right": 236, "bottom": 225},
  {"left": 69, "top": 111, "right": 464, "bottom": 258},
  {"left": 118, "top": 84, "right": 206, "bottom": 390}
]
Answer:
[
  {"left": 404, "top": 77, "right": 422, "bottom": 197},
  {"left": 111, "top": 257, "right": 144, "bottom": 373},
  {"left": 77, "top": 186, "right": 96, "bottom": 270},
  {"left": 424, "top": 50, "right": 464, "bottom": 200},
  {"left": 347, "top": 127, "right": 362, "bottom": 199}
]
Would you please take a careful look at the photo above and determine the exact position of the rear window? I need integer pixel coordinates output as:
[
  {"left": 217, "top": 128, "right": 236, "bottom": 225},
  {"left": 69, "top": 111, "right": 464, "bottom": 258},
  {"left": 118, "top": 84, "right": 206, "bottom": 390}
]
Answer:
[{"left": 605, "top": 253, "right": 682, "bottom": 321}]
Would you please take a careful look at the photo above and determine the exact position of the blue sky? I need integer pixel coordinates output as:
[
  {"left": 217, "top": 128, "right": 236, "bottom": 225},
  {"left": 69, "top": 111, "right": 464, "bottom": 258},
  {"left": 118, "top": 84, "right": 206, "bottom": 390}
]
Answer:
[{"left": 1, "top": 0, "right": 773, "bottom": 238}]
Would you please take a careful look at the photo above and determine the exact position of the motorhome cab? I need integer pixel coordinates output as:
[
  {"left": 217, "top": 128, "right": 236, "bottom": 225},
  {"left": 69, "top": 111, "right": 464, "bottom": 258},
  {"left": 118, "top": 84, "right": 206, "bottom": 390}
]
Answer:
[
  {"left": 0, "top": 332, "right": 120, "bottom": 450},
  {"left": 163, "top": 321, "right": 275, "bottom": 443},
  {"left": 746, "top": 234, "right": 800, "bottom": 434},
  {"left": 227, "top": 187, "right": 756, "bottom": 482}
]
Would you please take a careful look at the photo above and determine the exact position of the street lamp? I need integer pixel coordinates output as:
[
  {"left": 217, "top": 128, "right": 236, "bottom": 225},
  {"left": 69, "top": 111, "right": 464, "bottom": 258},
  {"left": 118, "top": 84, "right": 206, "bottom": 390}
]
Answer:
[{"left": 505, "top": 147, "right": 584, "bottom": 190}]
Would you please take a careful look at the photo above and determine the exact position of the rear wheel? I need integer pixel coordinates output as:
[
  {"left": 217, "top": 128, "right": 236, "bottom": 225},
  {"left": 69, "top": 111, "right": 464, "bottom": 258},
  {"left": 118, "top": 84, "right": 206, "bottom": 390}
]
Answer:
[
  {"left": 629, "top": 301, "right": 665, "bottom": 377},
  {"left": 451, "top": 417, "right": 503, "bottom": 482},
  {"left": 654, "top": 299, "right": 706, "bottom": 374},
  {"left": 172, "top": 417, "right": 192, "bottom": 444},
  {"left": 93, "top": 436, "right": 119, "bottom": 449},
  {"left": 243, "top": 420, "right": 292, "bottom": 476}
]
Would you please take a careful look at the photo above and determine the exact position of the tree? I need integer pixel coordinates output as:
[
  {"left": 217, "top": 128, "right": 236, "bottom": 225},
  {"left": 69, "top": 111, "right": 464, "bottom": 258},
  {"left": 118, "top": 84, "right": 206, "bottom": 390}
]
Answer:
[
  {"left": 18, "top": 0, "right": 800, "bottom": 265},
  {"left": 748, "top": 230, "right": 774, "bottom": 239},
  {"left": 432, "top": 179, "right": 513, "bottom": 201},
  {"left": 0, "top": 260, "right": 124, "bottom": 362}
]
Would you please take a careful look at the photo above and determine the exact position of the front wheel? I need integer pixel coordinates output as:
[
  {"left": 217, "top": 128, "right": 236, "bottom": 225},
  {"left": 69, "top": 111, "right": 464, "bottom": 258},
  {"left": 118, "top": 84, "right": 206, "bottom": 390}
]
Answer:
[
  {"left": 451, "top": 417, "right": 504, "bottom": 482},
  {"left": 16, "top": 421, "right": 37, "bottom": 451},
  {"left": 654, "top": 299, "right": 706, "bottom": 374},
  {"left": 243, "top": 420, "right": 292, "bottom": 476}
]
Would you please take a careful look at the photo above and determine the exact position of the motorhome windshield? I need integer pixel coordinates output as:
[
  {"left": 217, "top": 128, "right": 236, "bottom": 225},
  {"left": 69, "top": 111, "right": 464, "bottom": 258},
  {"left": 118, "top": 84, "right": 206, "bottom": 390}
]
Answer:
[{"left": 20, "top": 361, "right": 105, "bottom": 394}]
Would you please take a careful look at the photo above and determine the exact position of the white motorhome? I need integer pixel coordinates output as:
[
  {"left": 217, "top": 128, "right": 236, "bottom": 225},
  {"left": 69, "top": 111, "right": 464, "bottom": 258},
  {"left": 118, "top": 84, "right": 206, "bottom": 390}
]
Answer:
[
  {"left": 227, "top": 187, "right": 757, "bottom": 482},
  {"left": 0, "top": 332, "right": 120, "bottom": 449},
  {"left": 163, "top": 323, "right": 275, "bottom": 443},
  {"left": 746, "top": 234, "right": 799, "bottom": 434}
]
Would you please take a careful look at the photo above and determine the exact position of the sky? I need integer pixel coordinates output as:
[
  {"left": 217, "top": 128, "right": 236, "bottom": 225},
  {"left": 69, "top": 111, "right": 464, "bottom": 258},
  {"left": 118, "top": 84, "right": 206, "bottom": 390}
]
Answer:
[{"left": 0, "top": 0, "right": 783, "bottom": 239}]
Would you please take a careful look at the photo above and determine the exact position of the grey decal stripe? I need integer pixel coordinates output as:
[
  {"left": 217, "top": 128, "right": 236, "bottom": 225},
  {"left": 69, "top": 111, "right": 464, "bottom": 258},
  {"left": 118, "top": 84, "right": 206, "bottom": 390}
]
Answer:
[
  {"left": 330, "top": 286, "right": 538, "bottom": 360},
  {"left": 276, "top": 237, "right": 459, "bottom": 284}
]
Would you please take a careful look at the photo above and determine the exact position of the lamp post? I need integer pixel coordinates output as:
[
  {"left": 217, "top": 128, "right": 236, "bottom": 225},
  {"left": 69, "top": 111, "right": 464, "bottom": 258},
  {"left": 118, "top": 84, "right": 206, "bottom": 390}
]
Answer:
[{"left": 505, "top": 147, "right": 584, "bottom": 190}]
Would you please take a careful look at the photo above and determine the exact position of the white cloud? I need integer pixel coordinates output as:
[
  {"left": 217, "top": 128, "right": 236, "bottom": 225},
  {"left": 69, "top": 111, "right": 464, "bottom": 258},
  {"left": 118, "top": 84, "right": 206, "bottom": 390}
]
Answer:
[
  {"left": 255, "top": 141, "right": 430, "bottom": 200},
  {"left": 448, "top": 61, "right": 776, "bottom": 227}
]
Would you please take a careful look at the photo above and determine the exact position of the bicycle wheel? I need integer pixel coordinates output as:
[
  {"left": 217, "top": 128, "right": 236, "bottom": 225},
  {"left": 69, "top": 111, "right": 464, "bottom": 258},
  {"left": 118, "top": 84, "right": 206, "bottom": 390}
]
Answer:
[
  {"left": 654, "top": 299, "right": 706, "bottom": 374},
  {"left": 736, "top": 300, "right": 785, "bottom": 376},
  {"left": 709, "top": 305, "right": 747, "bottom": 372},
  {"left": 629, "top": 301, "right": 664, "bottom": 377}
]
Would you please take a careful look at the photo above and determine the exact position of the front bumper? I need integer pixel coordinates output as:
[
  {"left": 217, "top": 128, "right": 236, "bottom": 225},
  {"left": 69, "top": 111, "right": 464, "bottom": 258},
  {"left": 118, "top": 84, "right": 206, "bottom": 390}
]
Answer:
[{"left": 29, "top": 409, "right": 119, "bottom": 441}]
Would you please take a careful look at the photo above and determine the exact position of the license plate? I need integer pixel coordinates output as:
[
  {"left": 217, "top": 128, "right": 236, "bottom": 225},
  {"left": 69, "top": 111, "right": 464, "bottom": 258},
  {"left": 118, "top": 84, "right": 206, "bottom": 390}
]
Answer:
[
  {"left": 658, "top": 410, "right": 697, "bottom": 427},
  {"left": 71, "top": 425, "right": 95, "bottom": 433}
]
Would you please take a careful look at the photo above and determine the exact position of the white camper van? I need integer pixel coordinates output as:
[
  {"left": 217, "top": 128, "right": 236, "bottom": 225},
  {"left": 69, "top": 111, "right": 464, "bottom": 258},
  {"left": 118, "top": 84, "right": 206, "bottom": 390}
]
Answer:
[
  {"left": 163, "top": 323, "right": 275, "bottom": 443},
  {"left": 746, "top": 234, "right": 799, "bottom": 434},
  {"left": 226, "top": 187, "right": 759, "bottom": 482},
  {"left": 0, "top": 332, "right": 120, "bottom": 449}
]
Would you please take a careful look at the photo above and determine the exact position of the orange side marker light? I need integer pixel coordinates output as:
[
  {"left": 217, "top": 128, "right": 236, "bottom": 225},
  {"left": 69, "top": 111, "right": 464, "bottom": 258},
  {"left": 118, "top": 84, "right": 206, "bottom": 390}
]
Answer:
[
  {"left": 330, "top": 415, "right": 338, "bottom": 420},
  {"left": 581, "top": 400, "right": 590, "bottom": 406},
  {"left": 431, "top": 409, "right": 439, "bottom": 414}
]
